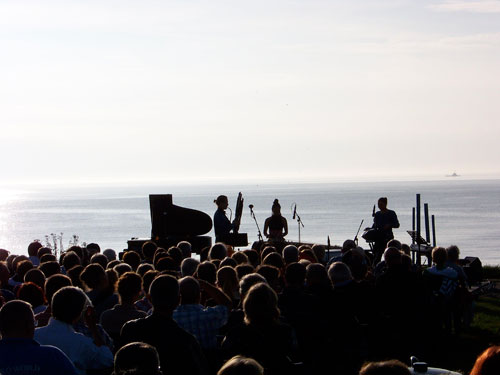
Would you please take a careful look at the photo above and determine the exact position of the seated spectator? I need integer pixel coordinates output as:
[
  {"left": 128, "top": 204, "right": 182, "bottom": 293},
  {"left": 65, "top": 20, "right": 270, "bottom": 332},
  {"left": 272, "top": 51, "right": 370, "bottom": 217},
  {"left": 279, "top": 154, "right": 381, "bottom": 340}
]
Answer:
[
  {"left": 39, "top": 260, "right": 61, "bottom": 278},
  {"left": 120, "top": 275, "right": 209, "bottom": 375},
  {"left": 446, "top": 245, "right": 468, "bottom": 286},
  {"left": 177, "top": 241, "right": 192, "bottom": 259},
  {"left": 86, "top": 243, "right": 101, "bottom": 258},
  {"left": 209, "top": 243, "right": 228, "bottom": 261},
  {"left": 311, "top": 244, "right": 326, "bottom": 264},
  {"left": 90, "top": 253, "right": 109, "bottom": 269},
  {"left": 173, "top": 276, "right": 231, "bottom": 350},
  {"left": 0, "top": 262, "right": 14, "bottom": 302},
  {"left": 167, "top": 247, "right": 183, "bottom": 270},
  {"left": 114, "top": 262, "right": 133, "bottom": 276},
  {"left": 103, "top": 248, "right": 117, "bottom": 262},
  {"left": 17, "top": 282, "right": 47, "bottom": 314},
  {"left": 37, "top": 246, "right": 52, "bottom": 260},
  {"left": 231, "top": 251, "right": 249, "bottom": 265},
  {"left": 9, "top": 259, "right": 33, "bottom": 287},
  {"left": 220, "top": 257, "right": 237, "bottom": 269},
  {"left": 236, "top": 264, "right": 254, "bottom": 279},
  {"left": 217, "top": 266, "right": 240, "bottom": 306},
  {"left": 262, "top": 253, "right": 284, "bottom": 271},
  {"left": 0, "top": 249, "right": 9, "bottom": 262},
  {"left": 35, "top": 274, "right": 72, "bottom": 327},
  {"left": 100, "top": 272, "right": 147, "bottom": 343},
  {"left": 471, "top": 345, "right": 500, "bottom": 375},
  {"left": 27, "top": 241, "right": 43, "bottom": 267},
  {"left": 67, "top": 265, "right": 84, "bottom": 289},
  {"left": 218, "top": 355, "right": 264, "bottom": 375},
  {"left": 0, "top": 300, "right": 77, "bottom": 375},
  {"left": 24, "top": 268, "right": 46, "bottom": 290},
  {"left": 113, "top": 342, "right": 161, "bottom": 375},
  {"left": 141, "top": 241, "right": 157, "bottom": 264},
  {"left": 242, "top": 250, "right": 260, "bottom": 269},
  {"left": 123, "top": 251, "right": 141, "bottom": 272},
  {"left": 34, "top": 286, "right": 114, "bottom": 374},
  {"left": 40, "top": 253, "right": 57, "bottom": 264},
  {"left": 222, "top": 283, "right": 295, "bottom": 375},
  {"left": 80, "top": 263, "right": 118, "bottom": 319},
  {"left": 137, "top": 263, "right": 154, "bottom": 277},
  {"left": 181, "top": 258, "right": 200, "bottom": 277},
  {"left": 62, "top": 251, "right": 81, "bottom": 274},
  {"left": 359, "top": 360, "right": 411, "bottom": 375}
]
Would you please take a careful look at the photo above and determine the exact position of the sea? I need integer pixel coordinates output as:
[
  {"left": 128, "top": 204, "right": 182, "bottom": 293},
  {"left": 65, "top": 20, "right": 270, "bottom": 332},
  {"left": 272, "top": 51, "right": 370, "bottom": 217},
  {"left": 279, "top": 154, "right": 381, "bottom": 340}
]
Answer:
[{"left": 0, "top": 179, "right": 499, "bottom": 265}]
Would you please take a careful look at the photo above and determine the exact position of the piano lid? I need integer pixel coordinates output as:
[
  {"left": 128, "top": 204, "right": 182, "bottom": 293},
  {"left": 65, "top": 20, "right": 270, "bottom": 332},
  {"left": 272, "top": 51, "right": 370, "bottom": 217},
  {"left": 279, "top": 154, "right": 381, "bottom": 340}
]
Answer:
[{"left": 150, "top": 194, "right": 213, "bottom": 238}]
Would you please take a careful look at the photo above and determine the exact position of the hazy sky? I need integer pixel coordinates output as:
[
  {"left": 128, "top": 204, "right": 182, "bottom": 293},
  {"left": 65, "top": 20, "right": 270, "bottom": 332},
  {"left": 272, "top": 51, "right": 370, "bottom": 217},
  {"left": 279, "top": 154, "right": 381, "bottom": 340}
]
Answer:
[{"left": 1, "top": 0, "right": 500, "bottom": 185}]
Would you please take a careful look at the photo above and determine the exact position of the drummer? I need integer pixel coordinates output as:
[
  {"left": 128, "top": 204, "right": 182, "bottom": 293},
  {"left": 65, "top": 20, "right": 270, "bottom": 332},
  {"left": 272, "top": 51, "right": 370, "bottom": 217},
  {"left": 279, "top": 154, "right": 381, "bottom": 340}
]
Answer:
[
  {"left": 263, "top": 199, "right": 288, "bottom": 242},
  {"left": 213, "top": 195, "right": 239, "bottom": 243}
]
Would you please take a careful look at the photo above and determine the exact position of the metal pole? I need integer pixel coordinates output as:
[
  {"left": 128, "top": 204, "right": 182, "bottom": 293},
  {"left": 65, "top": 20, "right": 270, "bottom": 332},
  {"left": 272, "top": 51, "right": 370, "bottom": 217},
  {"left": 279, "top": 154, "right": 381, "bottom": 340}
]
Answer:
[
  {"left": 432, "top": 215, "right": 436, "bottom": 247},
  {"left": 416, "top": 194, "right": 421, "bottom": 266},
  {"left": 412, "top": 207, "right": 415, "bottom": 245},
  {"left": 424, "top": 203, "right": 430, "bottom": 244}
]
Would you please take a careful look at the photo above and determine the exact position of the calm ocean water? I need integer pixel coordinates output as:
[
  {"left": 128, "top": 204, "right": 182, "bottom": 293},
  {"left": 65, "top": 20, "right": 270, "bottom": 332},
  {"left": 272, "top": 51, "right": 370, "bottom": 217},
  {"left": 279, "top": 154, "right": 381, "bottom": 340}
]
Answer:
[{"left": 1, "top": 179, "right": 499, "bottom": 264}]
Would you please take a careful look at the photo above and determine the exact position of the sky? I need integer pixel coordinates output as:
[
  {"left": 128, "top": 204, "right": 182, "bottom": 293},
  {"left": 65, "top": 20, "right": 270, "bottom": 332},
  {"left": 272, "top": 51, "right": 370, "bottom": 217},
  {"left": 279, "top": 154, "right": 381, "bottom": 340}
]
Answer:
[{"left": 1, "top": 0, "right": 500, "bottom": 185}]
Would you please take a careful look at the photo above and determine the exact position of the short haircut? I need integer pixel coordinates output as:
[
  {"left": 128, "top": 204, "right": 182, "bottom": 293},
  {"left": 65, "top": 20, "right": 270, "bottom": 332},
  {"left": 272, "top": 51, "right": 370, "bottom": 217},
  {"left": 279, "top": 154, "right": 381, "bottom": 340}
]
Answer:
[
  {"left": 40, "top": 253, "right": 57, "bottom": 264},
  {"left": 256, "top": 265, "right": 280, "bottom": 288},
  {"left": 387, "top": 239, "right": 402, "bottom": 250},
  {"left": 242, "top": 250, "right": 260, "bottom": 268},
  {"left": 432, "top": 246, "right": 447, "bottom": 267},
  {"left": 181, "top": 258, "right": 199, "bottom": 277},
  {"left": 384, "top": 247, "right": 402, "bottom": 267},
  {"left": 51, "top": 286, "right": 87, "bottom": 324},
  {"left": 311, "top": 244, "right": 326, "bottom": 263},
  {"left": 18, "top": 282, "right": 45, "bottom": 307},
  {"left": 142, "top": 241, "right": 157, "bottom": 259},
  {"left": 196, "top": 261, "right": 217, "bottom": 284},
  {"left": 471, "top": 345, "right": 500, "bottom": 375},
  {"left": 16, "top": 260, "right": 34, "bottom": 279},
  {"left": 62, "top": 251, "right": 81, "bottom": 271},
  {"left": 90, "top": 253, "right": 109, "bottom": 269},
  {"left": 28, "top": 241, "right": 43, "bottom": 257},
  {"left": 284, "top": 262, "right": 306, "bottom": 286},
  {"left": 113, "top": 342, "right": 160, "bottom": 375},
  {"left": 306, "top": 263, "right": 330, "bottom": 287},
  {"left": 231, "top": 251, "right": 249, "bottom": 265},
  {"left": 39, "top": 261, "right": 61, "bottom": 278},
  {"left": 136, "top": 263, "right": 154, "bottom": 277},
  {"left": 117, "top": 272, "right": 143, "bottom": 303},
  {"left": 45, "top": 274, "right": 72, "bottom": 305},
  {"left": 123, "top": 251, "right": 141, "bottom": 271},
  {"left": 209, "top": 243, "right": 227, "bottom": 261},
  {"left": 167, "top": 247, "right": 183, "bottom": 268},
  {"left": 37, "top": 247, "right": 52, "bottom": 259},
  {"left": 149, "top": 275, "right": 179, "bottom": 311},
  {"left": 0, "top": 300, "right": 35, "bottom": 337},
  {"left": 86, "top": 243, "right": 101, "bottom": 254},
  {"left": 282, "top": 245, "right": 299, "bottom": 264},
  {"left": 220, "top": 257, "right": 237, "bottom": 269},
  {"left": 179, "top": 276, "right": 200, "bottom": 304},
  {"left": 142, "top": 270, "right": 159, "bottom": 294},
  {"left": 177, "top": 241, "right": 192, "bottom": 259},
  {"left": 446, "top": 245, "right": 460, "bottom": 262},
  {"left": 262, "top": 253, "right": 284, "bottom": 270},
  {"left": 359, "top": 360, "right": 410, "bottom": 375},
  {"left": 236, "top": 264, "right": 255, "bottom": 279},
  {"left": 328, "top": 262, "right": 352, "bottom": 286},
  {"left": 24, "top": 268, "right": 46, "bottom": 289},
  {"left": 114, "top": 263, "right": 133, "bottom": 276},
  {"left": 218, "top": 355, "right": 264, "bottom": 375},
  {"left": 80, "top": 263, "right": 106, "bottom": 290},
  {"left": 103, "top": 249, "right": 117, "bottom": 261}
]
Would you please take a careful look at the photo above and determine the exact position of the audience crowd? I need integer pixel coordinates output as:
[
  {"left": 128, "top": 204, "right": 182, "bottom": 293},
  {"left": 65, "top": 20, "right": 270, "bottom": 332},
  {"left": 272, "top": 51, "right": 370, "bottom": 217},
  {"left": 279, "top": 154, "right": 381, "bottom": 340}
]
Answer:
[{"left": 0, "top": 238, "right": 496, "bottom": 375}]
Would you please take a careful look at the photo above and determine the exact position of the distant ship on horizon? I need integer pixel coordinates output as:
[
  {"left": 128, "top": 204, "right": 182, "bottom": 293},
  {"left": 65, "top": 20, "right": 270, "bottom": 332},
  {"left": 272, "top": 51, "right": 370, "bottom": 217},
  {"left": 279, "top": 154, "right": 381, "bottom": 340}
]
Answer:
[{"left": 446, "top": 171, "right": 460, "bottom": 177}]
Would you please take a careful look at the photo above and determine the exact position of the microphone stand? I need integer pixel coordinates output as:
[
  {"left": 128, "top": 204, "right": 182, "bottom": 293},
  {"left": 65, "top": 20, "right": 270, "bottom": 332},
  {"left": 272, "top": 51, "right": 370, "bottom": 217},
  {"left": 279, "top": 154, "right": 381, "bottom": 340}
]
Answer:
[
  {"left": 249, "top": 205, "right": 263, "bottom": 242},
  {"left": 354, "top": 219, "right": 364, "bottom": 245},
  {"left": 294, "top": 206, "right": 305, "bottom": 244}
]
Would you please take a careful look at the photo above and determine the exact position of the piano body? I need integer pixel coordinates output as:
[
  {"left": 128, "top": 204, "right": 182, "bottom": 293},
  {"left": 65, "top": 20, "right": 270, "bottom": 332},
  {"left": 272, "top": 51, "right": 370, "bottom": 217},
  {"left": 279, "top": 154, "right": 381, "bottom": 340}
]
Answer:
[{"left": 127, "top": 194, "right": 213, "bottom": 253}]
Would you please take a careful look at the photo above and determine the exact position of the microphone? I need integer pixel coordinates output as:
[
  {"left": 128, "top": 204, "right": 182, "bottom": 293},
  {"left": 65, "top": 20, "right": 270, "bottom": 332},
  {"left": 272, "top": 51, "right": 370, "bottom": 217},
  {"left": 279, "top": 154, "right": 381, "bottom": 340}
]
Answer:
[
  {"left": 249, "top": 204, "right": 254, "bottom": 211},
  {"left": 293, "top": 204, "right": 297, "bottom": 220}
]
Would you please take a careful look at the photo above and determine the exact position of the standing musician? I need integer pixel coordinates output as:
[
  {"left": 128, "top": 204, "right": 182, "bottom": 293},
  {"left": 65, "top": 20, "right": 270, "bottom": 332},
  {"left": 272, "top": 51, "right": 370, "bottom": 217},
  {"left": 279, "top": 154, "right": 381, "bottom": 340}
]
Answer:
[
  {"left": 213, "top": 195, "right": 239, "bottom": 243},
  {"left": 263, "top": 199, "right": 288, "bottom": 242},
  {"left": 372, "top": 197, "right": 400, "bottom": 264}
]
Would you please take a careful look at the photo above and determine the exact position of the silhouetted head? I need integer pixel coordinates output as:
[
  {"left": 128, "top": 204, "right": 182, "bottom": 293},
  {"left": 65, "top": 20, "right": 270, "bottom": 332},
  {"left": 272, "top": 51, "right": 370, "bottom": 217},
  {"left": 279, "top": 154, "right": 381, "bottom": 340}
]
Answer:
[
  {"left": 123, "top": 251, "right": 141, "bottom": 271},
  {"left": 218, "top": 355, "right": 264, "bottom": 375},
  {"left": 149, "top": 275, "right": 180, "bottom": 313},
  {"left": 387, "top": 239, "right": 402, "bottom": 250},
  {"left": 209, "top": 243, "right": 227, "bottom": 261},
  {"left": 181, "top": 258, "right": 199, "bottom": 277},
  {"left": 284, "top": 262, "right": 306, "bottom": 287},
  {"left": 243, "top": 282, "right": 280, "bottom": 326},
  {"left": 28, "top": 241, "right": 43, "bottom": 257},
  {"left": 360, "top": 360, "right": 411, "bottom": 375},
  {"left": 113, "top": 342, "right": 161, "bottom": 375},
  {"left": 431, "top": 246, "right": 447, "bottom": 268},
  {"left": 328, "top": 262, "right": 352, "bottom": 286},
  {"left": 17, "top": 282, "right": 45, "bottom": 308},
  {"left": 306, "top": 263, "right": 331, "bottom": 288},
  {"left": 0, "top": 300, "right": 36, "bottom": 338},
  {"left": 177, "top": 241, "right": 192, "bottom": 259},
  {"left": 384, "top": 247, "right": 402, "bottom": 268},
  {"left": 179, "top": 276, "right": 200, "bottom": 305},
  {"left": 44, "top": 274, "right": 72, "bottom": 306},
  {"left": 215, "top": 195, "right": 229, "bottom": 210},
  {"left": 51, "top": 286, "right": 87, "bottom": 324},
  {"left": 282, "top": 245, "right": 299, "bottom": 265},
  {"left": 239, "top": 273, "right": 267, "bottom": 300},
  {"left": 196, "top": 261, "right": 217, "bottom": 284},
  {"left": 446, "top": 245, "right": 460, "bottom": 263},
  {"left": 90, "top": 253, "right": 109, "bottom": 270},
  {"left": 118, "top": 272, "right": 143, "bottom": 305},
  {"left": 271, "top": 199, "right": 281, "bottom": 215},
  {"left": 103, "top": 249, "right": 117, "bottom": 262},
  {"left": 378, "top": 197, "right": 388, "bottom": 211}
]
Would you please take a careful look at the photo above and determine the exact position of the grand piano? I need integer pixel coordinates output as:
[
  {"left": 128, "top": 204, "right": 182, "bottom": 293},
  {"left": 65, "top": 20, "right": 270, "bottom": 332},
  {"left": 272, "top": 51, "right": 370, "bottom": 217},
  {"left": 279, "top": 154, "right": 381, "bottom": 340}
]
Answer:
[{"left": 127, "top": 194, "right": 213, "bottom": 253}]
